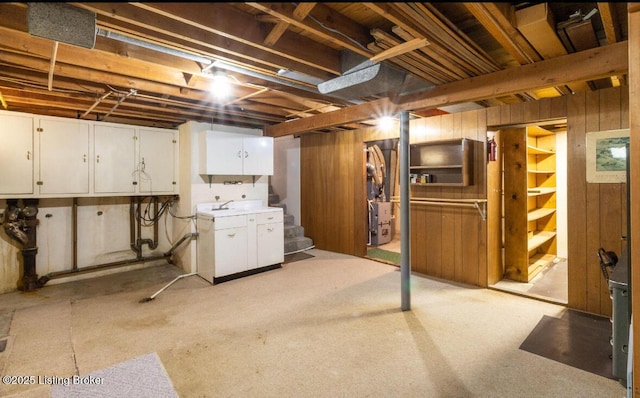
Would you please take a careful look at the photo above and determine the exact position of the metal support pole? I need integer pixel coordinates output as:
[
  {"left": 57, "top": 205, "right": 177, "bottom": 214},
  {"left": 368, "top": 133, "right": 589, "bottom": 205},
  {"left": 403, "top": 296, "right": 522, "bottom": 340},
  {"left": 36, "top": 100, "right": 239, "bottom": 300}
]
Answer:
[{"left": 400, "top": 111, "right": 411, "bottom": 311}]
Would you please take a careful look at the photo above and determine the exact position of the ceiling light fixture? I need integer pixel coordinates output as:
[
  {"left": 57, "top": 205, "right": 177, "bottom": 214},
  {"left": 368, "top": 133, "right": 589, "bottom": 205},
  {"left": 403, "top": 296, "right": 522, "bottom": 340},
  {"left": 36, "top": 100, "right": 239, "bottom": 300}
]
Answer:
[
  {"left": 210, "top": 70, "right": 232, "bottom": 100},
  {"left": 378, "top": 116, "right": 395, "bottom": 131}
]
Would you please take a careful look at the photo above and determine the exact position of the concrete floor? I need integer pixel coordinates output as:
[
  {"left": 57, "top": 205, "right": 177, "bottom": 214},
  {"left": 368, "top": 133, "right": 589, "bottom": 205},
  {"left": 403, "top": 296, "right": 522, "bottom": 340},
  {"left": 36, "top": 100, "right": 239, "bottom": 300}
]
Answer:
[{"left": 0, "top": 249, "right": 626, "bottom": 397}]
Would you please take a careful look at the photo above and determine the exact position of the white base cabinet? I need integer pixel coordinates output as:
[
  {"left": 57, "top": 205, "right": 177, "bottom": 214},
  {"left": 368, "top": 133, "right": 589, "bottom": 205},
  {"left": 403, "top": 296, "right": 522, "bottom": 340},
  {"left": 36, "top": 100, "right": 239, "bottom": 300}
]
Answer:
[{"left": 196, "top": 208, "right": 284, "bottom": 283}]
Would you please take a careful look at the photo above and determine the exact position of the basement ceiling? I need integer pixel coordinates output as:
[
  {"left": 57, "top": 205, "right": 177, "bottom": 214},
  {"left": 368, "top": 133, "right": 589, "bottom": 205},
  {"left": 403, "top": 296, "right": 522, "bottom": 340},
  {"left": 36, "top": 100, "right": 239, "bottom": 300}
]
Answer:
[{"left": 0, "top": 2, "right": 629, "bottom": 135}]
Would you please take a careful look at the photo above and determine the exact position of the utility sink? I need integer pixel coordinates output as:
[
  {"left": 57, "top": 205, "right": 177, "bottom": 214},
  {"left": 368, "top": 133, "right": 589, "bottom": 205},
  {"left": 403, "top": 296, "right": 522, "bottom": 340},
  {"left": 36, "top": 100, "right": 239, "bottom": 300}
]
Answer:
[{"left": 196, "top": 200, "right": 275, "bottom": 217}]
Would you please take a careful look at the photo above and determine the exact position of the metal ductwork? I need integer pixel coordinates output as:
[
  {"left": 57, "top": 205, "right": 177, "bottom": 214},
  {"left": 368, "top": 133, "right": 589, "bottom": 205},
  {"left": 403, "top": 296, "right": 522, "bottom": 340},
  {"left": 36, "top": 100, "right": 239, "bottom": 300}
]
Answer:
[
  {"left": 2, "top": 199, "right": 48, "bottom": 291},
  {"left": 27, "top": 3, "right": 96, "bottom": 49},
  {"left": 317, "top": 50, "right": 433, "bottom": 101}
]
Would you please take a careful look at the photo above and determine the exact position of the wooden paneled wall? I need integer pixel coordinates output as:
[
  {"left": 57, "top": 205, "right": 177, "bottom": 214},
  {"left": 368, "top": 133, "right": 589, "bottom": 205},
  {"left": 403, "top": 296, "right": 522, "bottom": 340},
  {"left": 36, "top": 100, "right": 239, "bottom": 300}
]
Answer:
[{"left": 300, "top": 85, "right": 629, "bottom": 317}]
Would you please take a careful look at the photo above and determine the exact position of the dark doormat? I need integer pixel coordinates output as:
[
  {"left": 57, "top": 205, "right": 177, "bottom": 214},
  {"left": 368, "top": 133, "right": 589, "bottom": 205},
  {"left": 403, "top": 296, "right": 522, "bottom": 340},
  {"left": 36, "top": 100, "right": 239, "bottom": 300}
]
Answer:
[
  {"left": 519, "top": 309, "right": 614, "bottom": 379},
  {"left": 284, "top": 252, "right": 314, "bottom": 264}
]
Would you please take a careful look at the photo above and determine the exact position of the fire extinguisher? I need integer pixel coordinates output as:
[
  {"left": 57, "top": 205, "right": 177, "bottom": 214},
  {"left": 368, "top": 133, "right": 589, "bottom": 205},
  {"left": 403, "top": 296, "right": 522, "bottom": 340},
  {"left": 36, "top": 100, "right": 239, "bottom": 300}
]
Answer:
[{"left": 487, "top": 136, "right": 497, "bottom": 162}]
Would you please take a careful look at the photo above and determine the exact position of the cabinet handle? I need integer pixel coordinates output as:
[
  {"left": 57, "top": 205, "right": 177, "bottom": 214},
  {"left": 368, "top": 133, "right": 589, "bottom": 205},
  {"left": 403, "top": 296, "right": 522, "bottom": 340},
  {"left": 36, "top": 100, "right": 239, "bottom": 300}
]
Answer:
[
  {"left": 237, "top": 150, "right": 242, "bottom": 158},
  {"left": 83, "top": 154, "right": 87, "bottom": 163},
  {"left": 96, "top": 155, "right": 100, "bottom": 163},
  {"left": 227, "top": 233, "right": 236, "bottom": 237},
  {"left": 267, "top": 227, "right": 274, "bottom": 232},
  {"left": 267, "top": 216, "right": 274, "bottom": 220},
  {"left": 26, "top": 151, "right": 30, "bottom": 160},
  {"left": 244, "top": 150, "right": 248, "bottom": 158}
]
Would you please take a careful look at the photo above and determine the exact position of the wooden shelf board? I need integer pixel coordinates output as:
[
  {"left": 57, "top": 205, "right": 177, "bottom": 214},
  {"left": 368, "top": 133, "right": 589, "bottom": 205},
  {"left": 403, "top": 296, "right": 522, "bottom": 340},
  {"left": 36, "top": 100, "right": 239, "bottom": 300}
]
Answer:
[
  {"left": 528, "top": 169, "right": 555, "bottom": 174},
  {"left": 528, "top": 231, "right": 556, "bottom": 252},
  {"left": 410, "top": 165, "right": 462, "bottom": 170},
  {"left": 528, "top": 208, "right": 556, "bottom": 221},
  {"left": 527, "top": 253, "right": 556, "bottom": 281},
  {"left": 527, "top": 187, "right": 556, "bottom": 196},
  {"left": 411, "top": 183, "right": 464, "bottom": 187},
  {"left": 527, "top": 145, "right": 555, "bottom": 155}
]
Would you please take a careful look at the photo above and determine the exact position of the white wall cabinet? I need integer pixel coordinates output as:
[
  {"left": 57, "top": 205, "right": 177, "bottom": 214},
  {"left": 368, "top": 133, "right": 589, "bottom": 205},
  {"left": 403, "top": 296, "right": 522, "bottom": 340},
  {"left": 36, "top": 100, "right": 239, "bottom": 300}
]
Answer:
[
  {"left": 0, "top": 113, "right": 34, "bottom": 195},
  {"left": 0, "top": 110, "right": 179, "bottom": 199},
  {"left": 94, "top": 124, "right": 136, "bottom": 194},
  {"left": 199, "top": 131, "right": 273, "bottom": 176},
  {"left": 38, "top": 118, "right": 90, "bottom": 195},
  {"left": 138, "top": 127, "right": 178, "bottom": 194}
]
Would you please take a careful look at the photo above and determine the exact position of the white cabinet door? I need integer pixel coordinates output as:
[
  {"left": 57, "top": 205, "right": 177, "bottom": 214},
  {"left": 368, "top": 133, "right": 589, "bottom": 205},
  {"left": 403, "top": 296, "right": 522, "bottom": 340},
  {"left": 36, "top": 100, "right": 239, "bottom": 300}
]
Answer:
[
  {"left": 199, "top": 132, "right": 244, "bottom": 175},
  {"left": 243, "top": 136, "right": 273, "bottom": 175},
  {"left": 94, "top": 124, "right": 136, "bottom": 193},
  {"left": 138, "top": 128, "right": 177, "bottom": 194},
  {"left": 214, "top": 227, "right": 248, "bottom": 276},
  {"left": 38, "top": 118, "right": 90, "bottom": 194},
  {"left": 199, "top": 132, "right": 273, "bottom": 176},
  {"left": 257, "top": 222, "right": 284, "bottom": 267},
  {"left": 0, "top": 113, "right": 34, "bottom": 195},
  {"left": 256, "top": 211, "right": 284, "bottom": 267}
]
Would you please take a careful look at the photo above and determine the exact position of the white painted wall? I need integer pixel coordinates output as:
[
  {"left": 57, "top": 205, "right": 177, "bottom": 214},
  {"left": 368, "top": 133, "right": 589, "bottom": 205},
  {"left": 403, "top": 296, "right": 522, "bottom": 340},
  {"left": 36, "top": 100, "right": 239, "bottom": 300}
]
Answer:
[{"left": 272, "top": 136, "right": 301, "bottom": 223}]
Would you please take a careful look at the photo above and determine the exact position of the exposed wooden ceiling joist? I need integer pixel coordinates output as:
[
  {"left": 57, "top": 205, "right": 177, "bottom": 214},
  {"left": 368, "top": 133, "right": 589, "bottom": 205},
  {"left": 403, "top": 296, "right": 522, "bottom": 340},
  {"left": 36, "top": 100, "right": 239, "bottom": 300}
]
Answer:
[{"left": 265, "top": 41, "right": 628, "bottom": 137}]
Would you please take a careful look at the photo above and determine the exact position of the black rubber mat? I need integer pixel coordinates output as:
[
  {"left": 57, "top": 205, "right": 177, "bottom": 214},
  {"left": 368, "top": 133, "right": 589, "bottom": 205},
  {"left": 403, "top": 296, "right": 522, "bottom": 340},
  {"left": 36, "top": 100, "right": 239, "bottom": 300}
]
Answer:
[
  {"left": 519, "top": 310, "right": 614, "bottom": 379},
  {"left": 284, "top": 252, "right": 314, "bottom": 264}
]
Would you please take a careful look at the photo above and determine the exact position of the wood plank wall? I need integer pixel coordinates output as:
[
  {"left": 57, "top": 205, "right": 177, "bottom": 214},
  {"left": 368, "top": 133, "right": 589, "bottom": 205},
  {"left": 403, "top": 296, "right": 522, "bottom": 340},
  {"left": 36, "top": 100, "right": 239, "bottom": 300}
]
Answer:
[{"left": 300, "top": 85, "right": 629, "bottom": 317}]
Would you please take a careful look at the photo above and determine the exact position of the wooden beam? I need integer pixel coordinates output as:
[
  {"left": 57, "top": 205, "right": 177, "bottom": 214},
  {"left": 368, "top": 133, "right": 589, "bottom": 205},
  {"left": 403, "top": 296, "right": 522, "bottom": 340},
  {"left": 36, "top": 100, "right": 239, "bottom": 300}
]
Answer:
[
  {"left": 132, "top": 2, "right": 342, "bottom": 75},
  {"left": 263, "top": 3, "right": 315, "bottom": 47},
  {"left": 369, "top": 37, "right": 428, "bottom": 63},
  {"left": 246, "top": 2, "right": 371, "bottom": 58},
  {"left": 464, "top": 3, "right": 539, "bottom": 65},
  {"left": 265, "top": 41, "right": 628, "bottom": 137},
  {"left": 629, "top": 5, "right": 640, "bottom": 397},
  {"left": 48, "top": 41, "right": 59, "bottom": 91},
  {"left": 597, "top": 3, "right": 620, "bottom": 44}
]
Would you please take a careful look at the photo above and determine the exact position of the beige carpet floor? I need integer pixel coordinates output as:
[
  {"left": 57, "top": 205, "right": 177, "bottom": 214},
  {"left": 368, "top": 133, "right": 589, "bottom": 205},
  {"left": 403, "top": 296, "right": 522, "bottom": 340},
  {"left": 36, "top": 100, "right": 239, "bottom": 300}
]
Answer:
[{"left": 0, "top": 249, "right": 626, "bottom": 397}]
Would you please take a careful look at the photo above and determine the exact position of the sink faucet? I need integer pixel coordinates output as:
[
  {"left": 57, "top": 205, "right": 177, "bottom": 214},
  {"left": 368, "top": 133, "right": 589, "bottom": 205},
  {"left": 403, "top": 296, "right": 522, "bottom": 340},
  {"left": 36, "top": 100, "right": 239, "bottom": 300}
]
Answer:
[{"left": 219, "top": 199, "right": 234, "bottom": 209}]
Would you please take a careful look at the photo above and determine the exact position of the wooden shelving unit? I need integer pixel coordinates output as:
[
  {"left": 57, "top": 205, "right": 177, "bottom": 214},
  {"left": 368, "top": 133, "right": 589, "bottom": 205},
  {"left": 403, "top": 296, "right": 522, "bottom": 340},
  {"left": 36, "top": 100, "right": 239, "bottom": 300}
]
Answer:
[
  {"left": 409, "top": 138, "right": 475, "bottom": 186},
  {"left": 504, "top": 125, "right": 557, "bottom": 282}
]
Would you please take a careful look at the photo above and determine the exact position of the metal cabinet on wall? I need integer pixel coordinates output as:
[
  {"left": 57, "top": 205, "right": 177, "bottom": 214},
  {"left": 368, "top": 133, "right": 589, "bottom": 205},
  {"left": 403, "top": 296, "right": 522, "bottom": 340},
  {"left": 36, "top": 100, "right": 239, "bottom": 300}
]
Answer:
[
  {"left": 198, "top": 130, "right": 274, "bottom": 176},
  {"left": 0, "top": 109, "right": 179, "bottom": 199},
  {"left": 37, "top": 118, "right": 91, "bottom": 195},
  {"left": 0, "top": 112, "right": 34, "bottom": 195}
]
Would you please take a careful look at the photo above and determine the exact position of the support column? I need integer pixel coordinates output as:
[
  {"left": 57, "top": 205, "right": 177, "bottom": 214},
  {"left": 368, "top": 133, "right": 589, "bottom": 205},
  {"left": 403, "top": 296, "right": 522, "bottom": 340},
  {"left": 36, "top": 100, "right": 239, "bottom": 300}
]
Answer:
[{"left": 400, "top": 111, "right": 411, "bottom": 311}]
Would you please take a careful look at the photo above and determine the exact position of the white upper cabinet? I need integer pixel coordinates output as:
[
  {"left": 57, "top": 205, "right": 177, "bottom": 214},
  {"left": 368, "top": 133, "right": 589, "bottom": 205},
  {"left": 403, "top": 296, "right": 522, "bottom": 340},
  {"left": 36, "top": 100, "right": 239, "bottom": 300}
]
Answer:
[
  {"left": 0, "top": 110, "right": 179, "bottom": 198},
  {"left": 243, "top": 136, "right": 274, "bottom": 175},
  {"left": 0, "top": 113, "right": 34, "bottom": 195},
  {"left": 38, "top": 118, "right": 90, "bottom": 195},
  {"left": 199, "top": 131, "right": 273, "bottom": 176},
  {"left": 137, "top": 127, "right": 178, "bottom": 194},
  {"left": 94, "top": 124, "right": 136, "bottom": 194}
]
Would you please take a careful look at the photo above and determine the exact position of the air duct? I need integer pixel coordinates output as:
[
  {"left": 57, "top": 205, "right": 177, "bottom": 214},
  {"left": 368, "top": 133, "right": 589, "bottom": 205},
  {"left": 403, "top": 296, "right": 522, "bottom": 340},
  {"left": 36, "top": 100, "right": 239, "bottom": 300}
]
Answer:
[
  {"left": 317, "top": 50, "right": 433, "bottom": 101},
  {"left": 27, "top": 3, "right": 96, "bottom": 49}
]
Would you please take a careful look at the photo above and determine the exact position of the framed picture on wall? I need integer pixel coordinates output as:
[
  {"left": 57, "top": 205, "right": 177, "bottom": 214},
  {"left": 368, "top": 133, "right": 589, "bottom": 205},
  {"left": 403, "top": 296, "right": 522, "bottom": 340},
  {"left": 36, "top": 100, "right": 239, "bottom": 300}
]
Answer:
[{"left": 585, "top": 128, "right": 630, "bottom": 183}]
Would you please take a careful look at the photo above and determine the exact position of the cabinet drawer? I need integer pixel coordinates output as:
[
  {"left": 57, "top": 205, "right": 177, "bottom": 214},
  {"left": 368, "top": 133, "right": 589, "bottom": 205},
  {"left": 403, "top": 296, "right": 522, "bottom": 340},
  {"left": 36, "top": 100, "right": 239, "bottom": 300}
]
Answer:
[
  {"left": 256, "top": 211, "right": 283, "bottom": 224},
  {"left": 213, "top": 214, "right": 246, "bottom": 230}
]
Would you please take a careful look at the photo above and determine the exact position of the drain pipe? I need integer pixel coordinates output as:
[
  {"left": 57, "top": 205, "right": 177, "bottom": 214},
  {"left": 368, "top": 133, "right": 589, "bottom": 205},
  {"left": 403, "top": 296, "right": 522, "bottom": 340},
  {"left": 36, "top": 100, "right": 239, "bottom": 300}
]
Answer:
[
  {"left": 2, "top": 199, "right": 46, "bottom": 291},
  {"left": 41, "top": 232, "right": 198, "bottom": 282}
]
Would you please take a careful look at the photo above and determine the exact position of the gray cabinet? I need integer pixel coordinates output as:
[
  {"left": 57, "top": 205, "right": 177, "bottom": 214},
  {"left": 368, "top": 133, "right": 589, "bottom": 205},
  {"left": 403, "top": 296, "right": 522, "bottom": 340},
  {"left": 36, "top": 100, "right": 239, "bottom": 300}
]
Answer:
[{"left": 409, "top": 138, "right": 475, "bottom": 186}]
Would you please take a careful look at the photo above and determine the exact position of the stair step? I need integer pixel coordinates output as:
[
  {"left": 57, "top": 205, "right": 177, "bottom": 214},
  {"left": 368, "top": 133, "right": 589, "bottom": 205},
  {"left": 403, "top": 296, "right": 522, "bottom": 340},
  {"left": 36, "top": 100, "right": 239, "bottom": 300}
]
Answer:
[
  {"left": 284, "top": 236, "right": 314, "bottom": 255},
  {"left": 268, "top": 193, "right": 280, "bottom": 205},
  {"left": 270, "top": 203, "right": 286, "bottom": 214},
  {"left": 284, "top": 213, "right": 295, "bottom": 226},
  {"left": 285, "top": 224, "right": 305, "bottom": 238}
]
